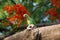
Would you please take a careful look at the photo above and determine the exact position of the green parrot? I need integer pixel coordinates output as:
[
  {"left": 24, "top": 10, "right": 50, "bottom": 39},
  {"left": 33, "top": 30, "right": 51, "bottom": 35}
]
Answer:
[
  {"left": 0, "top": 11, "right": 9, "bottom": 21},
  {"left": 23, "top": 14, "right": 36, "bottom": 27}
]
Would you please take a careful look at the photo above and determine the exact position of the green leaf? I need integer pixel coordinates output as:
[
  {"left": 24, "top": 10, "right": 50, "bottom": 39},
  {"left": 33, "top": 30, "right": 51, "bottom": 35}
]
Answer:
[{"left": 57, "top": 7, "right": 60, "bottom": 15}]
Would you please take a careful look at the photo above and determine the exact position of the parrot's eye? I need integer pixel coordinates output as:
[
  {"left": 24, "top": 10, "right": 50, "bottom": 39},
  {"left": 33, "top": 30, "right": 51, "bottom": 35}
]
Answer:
[{"left": 30, "top": 26, "right": 32, "bottom": 28}]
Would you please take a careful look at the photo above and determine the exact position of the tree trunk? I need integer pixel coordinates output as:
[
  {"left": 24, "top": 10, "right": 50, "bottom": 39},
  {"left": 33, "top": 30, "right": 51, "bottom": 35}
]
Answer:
[{"left": 4, "top": 24, "right": 60, "bottom": 40}]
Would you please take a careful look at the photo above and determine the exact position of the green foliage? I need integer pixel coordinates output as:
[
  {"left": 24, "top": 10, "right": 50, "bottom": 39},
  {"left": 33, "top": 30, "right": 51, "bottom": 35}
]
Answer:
[
  {"left": 57, "top": 7, "right": 60, "bottom": 15},
  {"left": 0, "top": 12, "right": 6, "bottom": 20}
]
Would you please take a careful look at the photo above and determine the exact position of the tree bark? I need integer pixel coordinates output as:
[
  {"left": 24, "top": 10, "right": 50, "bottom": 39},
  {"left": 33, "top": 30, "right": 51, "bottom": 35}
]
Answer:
[{"left": 4, "top": 24, "right": 60, "bottom": 40}]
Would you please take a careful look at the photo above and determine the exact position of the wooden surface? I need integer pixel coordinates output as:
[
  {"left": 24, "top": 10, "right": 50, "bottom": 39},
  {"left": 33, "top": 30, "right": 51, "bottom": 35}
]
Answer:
[{"left": 4, "top": 24, "right": 60, "bottom": 40}]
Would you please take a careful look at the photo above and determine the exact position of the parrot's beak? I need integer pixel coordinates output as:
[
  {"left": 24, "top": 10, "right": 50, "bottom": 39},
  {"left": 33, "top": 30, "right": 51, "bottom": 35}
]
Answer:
[
  {"left": 23, "top": 14, "right": 27, "bottom": 17},
  {"left": 23, "top": 14, "right": 25, "bottom": 17}
]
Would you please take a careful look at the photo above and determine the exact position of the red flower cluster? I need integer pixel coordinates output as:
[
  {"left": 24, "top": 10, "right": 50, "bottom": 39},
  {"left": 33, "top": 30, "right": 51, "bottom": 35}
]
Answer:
[
  {"left": 46, "top": 8, "right": 58, "bottom": 21},
  {"left": 3, "top": 4, "right": 30, "bottom": 27},
  {"left": 51, "top": 0, "right": 57, "bottom": 6},
  {"left": 13, "top": 4, "right": 30, "bottom": 20},
  {"left": 47, "top": 8, "right": 58, "bottom": 16},
  {"left": 51, "top": 0, "right": 60, "bottom": 8}
]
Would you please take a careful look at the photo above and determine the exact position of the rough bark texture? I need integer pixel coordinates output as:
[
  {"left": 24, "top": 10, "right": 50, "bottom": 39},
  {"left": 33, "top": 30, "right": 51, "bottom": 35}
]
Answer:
[{"left": 4, "top": 24, "right": 60, "bottom": 40}]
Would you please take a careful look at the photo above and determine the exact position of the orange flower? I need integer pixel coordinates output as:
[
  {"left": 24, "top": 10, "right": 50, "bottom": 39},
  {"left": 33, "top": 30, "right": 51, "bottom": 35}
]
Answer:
[
  {"left": 13, "top": 4, "right": 30, "bottom": 19},
  {"left": 46, "top": 8, "right": 58, "bottom": 21},
  {"left": 51, "top": 0, "right": 57, "bottom": 6},
  {"left": 3, "top": 5, "right": 13, "bottom": 14},
  {"left": 7, "top": 16, "right": 16, "bottom": 24},
  {"left": 47, "top": 8, "right": 58, "bottom": 16},
  {"left": 51, "top": 0, "right": 60, "bottom": 8},
  {"left": 55, "top": 0, "right": 60, "bottom": 8}
]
